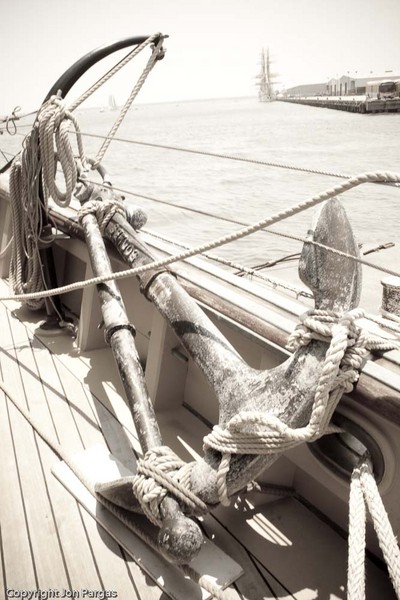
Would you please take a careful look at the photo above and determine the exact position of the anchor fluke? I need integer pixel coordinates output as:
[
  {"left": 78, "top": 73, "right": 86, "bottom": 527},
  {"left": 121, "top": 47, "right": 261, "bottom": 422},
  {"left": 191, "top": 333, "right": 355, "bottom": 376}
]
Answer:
[{"left": 299, "top": 198, "right": 361, "bottom": 311}]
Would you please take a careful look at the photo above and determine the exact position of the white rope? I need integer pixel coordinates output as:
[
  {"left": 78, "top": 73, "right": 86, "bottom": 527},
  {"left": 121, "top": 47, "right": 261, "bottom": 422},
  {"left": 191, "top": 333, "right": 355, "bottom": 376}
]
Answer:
[
  {"left": 348, "top": 456, "right": 400, "bottom": 600},
  {"left": 132, "top": 446, "right": 207, "bottom": 526},
  {"left": 9, "top": 129, "right": 46, "bottom": 309},
  {"left": 8, "top": 96, "right": 88, "bottom": 308},
  {"left": 91, "top": 36, "right": 165, "bottom": 169},
  {"left": 78, "top": 176, "right": 400, "bottom": 280},
  {"left": 78, "top": 195, "right": 126, "bottom": 234},
  {"left": 39, "top": 94, "right": 88, "bottom": 207},
  {"left": 203, "top": 309, "right": 399, "bottom": 506},
  {"left": 68, "top": 34, "right": 163, "bottom": 112},
  {"left": 3, "top": 170, "right": 400, "bottom": 305}
]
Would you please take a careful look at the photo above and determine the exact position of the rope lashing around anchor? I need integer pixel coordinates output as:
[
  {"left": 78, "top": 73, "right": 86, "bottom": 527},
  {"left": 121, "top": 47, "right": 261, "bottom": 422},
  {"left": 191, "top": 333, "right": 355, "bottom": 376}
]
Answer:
[
  {"left": 132, "top": 446, "right": 208, "bottom": 526},
  {"left": 78, "top": 194, "right": 126, "bottom": 233},
  {"left": 203, "top": 309, "right": 399, "bottom": 506}
]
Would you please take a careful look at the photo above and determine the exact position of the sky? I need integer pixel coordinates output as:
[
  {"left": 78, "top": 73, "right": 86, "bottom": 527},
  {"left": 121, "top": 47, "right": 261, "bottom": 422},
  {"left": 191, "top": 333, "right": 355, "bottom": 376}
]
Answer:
[{"left": 0, "top": 0, "right": 399, "bottom": 114}]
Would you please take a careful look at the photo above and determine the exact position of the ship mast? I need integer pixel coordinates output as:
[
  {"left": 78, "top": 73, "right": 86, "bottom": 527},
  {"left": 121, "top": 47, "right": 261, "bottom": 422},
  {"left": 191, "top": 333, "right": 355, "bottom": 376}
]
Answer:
[{"left": 257, "top": 48, "right": 274, "bottom": 102}]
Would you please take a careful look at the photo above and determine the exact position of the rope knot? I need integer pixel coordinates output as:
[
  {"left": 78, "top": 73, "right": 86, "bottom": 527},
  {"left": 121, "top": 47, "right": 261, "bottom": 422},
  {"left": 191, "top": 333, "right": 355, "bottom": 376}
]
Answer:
[
  {"left": 78, "top": 194, "right": 126, "bottom": 234},
  {"left": 132, "top": 446, "right": 207, "bottom": 526}
]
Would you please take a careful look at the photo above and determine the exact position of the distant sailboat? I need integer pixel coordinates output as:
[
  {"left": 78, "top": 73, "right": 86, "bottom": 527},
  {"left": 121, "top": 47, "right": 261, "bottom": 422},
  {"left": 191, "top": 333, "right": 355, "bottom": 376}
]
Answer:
[
  {"left": 257, "top": 48, "right": 276, "bottom": 102},
  {"left": 109, "top": 94, "right": 117, "bottom": 111}
]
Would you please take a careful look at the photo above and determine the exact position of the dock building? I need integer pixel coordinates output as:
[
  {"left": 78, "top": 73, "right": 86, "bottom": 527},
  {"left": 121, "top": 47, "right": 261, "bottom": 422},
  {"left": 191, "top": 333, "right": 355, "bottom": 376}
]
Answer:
[{"left": 286, "top": 74, "right": 400, "bottom": 97}]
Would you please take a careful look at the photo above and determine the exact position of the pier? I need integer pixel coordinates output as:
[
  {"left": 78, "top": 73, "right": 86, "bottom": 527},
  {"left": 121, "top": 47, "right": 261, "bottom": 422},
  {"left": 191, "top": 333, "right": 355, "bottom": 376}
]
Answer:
[{"left": 278, "top": 96, "right": 400, "bottom": 114}]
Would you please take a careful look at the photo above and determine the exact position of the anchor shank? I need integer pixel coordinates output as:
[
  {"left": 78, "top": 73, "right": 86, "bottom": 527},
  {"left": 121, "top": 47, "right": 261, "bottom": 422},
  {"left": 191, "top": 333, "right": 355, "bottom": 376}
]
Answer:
[
  {"left": 81, "top": 213, "right": 162, "bottom": 451},
  {"left": 105, "top": 217, "right": 249, "bottom": 396}
]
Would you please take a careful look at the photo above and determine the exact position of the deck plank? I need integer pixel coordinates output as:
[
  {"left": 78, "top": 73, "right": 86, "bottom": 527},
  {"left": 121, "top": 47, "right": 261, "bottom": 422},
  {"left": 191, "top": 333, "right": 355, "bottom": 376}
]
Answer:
[
  {"left": 6, "top": 309, "right": 148, "bottom": 596},
  {"left": 4, "top": 308, "right": 104, "bottom": 590},
  {"left": 0, "top": 389, "right": 37, "bottom": 591},
  {"left": 0, "top": 305, "right": 69, "bottom": 589},
  {"left": 200, "top": 514, "right": 279, "bottom": 600},
  {"left": 28, "top": 327, "right": 165, "bottom": 599}
]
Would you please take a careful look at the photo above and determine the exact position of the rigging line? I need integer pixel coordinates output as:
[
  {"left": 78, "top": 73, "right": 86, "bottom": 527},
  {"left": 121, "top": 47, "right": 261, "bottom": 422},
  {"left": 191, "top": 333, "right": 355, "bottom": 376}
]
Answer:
[
  {"left": 76, "top": 130, "right": 353, "bottom": 179},
  {"left": 259, "top": 227, "right": 398, "bottom": 264},
  {"left": 1, "top": 170, "right": 400, "bottom": 303},
  {"left": 0, "top": 109, "right": 38, "bottom": 123},
  {"left": 0, "top": 149, "right": 12, "bottom": 162},
  {"left": 82, "top": 177, "right": 398, "bottom": 261},
  {"left": 80, "top": 177, "right": 327, "bottom": 245},
  {"left": 68, "top": 33, "right": 163, "bottom": 112},
  {"left": 73, "top": 130, "right": 400, "bottom": 188},
  {"left": 91, "top": 36, "right": 165, "bottom": 169},
  {"left": 142, "top": 228, "right": 313, "bottom": 299}
]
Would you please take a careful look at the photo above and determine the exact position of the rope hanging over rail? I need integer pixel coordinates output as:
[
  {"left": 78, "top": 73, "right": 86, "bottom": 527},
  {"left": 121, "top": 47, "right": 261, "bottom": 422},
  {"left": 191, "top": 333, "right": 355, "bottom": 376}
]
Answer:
[
  {"left": 348, "top": 455, "right": 400, "bottom": 600},
  {"left": 9, "top": 127, "right": 47, "bottom": 309}
]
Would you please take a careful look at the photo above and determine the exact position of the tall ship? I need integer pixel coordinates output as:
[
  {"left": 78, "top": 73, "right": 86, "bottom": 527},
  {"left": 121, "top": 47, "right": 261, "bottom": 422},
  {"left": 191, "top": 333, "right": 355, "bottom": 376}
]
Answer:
[{"left": 257, "top": 47, "right": 276, "bottom": 102}]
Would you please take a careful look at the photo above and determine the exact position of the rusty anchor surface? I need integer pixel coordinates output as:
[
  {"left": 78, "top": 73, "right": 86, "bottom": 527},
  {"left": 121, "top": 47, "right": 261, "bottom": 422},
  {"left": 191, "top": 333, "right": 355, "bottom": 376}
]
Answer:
[{"left": 76, "top": 180, "right": 361, "bottom": 563}]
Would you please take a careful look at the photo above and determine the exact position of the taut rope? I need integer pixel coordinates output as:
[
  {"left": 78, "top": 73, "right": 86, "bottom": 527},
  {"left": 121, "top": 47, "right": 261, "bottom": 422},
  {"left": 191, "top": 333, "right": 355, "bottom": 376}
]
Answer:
[{"left": 3, "top": 170, "right": 400, "bottom": 305}]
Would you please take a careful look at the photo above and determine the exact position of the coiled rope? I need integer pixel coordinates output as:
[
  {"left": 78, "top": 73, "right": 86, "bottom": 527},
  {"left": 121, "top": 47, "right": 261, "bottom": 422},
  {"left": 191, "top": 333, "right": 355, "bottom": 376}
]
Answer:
[
  {"left": 7, "top": 34, "right": 165, "bottom": 307},
  {"left": 9, "top": 127, "right": 47, "bottom": 309},
  {"left": 8, "top": 95, "right": 88, "bottom": 308}
]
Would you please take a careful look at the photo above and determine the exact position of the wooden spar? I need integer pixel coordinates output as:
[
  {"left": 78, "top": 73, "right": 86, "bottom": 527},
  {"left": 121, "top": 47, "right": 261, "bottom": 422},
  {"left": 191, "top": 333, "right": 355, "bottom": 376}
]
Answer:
[
  {"left": 77, "top": 188, "right": 204, "bottom": 565},
  {"left": 100, "top": 190, "right": 361, "bottom": 505}
]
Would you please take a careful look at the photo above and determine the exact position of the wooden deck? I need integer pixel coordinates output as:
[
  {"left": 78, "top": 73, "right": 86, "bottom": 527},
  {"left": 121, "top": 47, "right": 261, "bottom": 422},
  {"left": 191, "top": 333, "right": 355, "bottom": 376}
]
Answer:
[
  {"left": 0, "top": 280, "right": 397, "bottom": 600},
  {"left": 0, "top": 287, "right": 283, "bottom": 600}
]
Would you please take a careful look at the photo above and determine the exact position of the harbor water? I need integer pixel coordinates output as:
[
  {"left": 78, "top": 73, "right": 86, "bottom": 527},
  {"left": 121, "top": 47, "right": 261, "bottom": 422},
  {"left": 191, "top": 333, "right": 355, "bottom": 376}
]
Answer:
[{"left": 3, "top": 97, "right": 400, "bottom": 267}]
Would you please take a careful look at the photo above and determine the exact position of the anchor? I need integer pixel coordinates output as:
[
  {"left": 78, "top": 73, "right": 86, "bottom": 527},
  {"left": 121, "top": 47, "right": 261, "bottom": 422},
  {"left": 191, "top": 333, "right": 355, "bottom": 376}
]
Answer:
[{"left": 73, "top": 176, "right": 362, "bottom": 564}]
